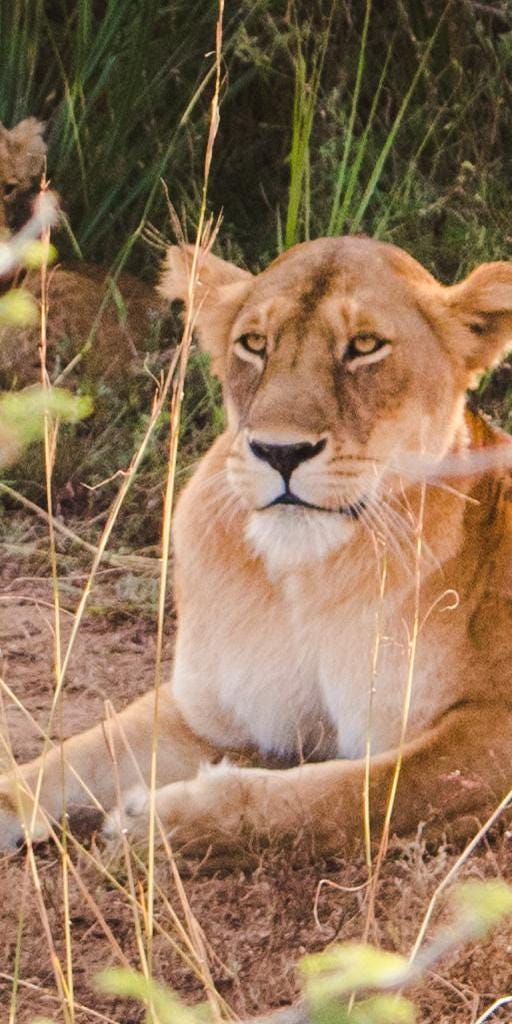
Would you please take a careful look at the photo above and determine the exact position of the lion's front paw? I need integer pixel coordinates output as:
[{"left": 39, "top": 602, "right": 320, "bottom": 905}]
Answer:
[
  {"left": 103, "top": 765, "right": 258, "bottom": 854},
  {"left": 0, "top": 781, "right": 50, "bottom": 853},
  {"left": 0, "top": 788, "right": 25, "bottom": 852},
  {"left": 103, "top": 779, "right": 205, "bottom": 848},
  {"left": 103, "top": 784, "right": 153, "bottom": 842}
]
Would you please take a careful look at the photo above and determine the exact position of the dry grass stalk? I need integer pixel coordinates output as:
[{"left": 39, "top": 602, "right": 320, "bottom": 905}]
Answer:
[
  {"left": 145, "top": 3, "right": 226, "bottom": 1017},
  {"left": 3, "top": 3, "right": 230, "bottom": 1021}
]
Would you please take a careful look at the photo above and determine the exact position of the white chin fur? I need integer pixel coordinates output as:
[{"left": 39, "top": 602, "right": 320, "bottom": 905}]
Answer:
[{"left": 245, "top": 506, "right": 356, "bottom": 572}]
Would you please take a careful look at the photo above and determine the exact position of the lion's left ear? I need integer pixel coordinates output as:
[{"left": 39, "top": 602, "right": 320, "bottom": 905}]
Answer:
[
  {"left": 444, "top": 262, "right": 512, "bottom": 372},
  {"left": 159, "top": 244, "right": 253, "bottom": 378}
]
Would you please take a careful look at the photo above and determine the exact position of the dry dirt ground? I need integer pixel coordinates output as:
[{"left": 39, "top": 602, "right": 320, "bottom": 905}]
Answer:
[{"left": 0, "top": 550, "right": 511, "bottom": 1024}]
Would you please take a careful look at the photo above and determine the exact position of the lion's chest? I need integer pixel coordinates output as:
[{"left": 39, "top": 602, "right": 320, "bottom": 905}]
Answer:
[{"left": 174, "top": 573, "right": 447, "bottom": 761}]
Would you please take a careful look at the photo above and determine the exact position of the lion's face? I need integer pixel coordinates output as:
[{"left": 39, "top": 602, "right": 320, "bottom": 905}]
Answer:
[
  {"left": 161, "top": 237, "right": 512, "bottom": 569},
  {"left": 223, "top": 239, "right": 466, "bottom": 566}
]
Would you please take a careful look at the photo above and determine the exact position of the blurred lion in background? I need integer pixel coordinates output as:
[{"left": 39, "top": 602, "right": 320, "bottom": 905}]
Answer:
[{"left": 0, "top": 116, "right": 170, "bottom": 390}]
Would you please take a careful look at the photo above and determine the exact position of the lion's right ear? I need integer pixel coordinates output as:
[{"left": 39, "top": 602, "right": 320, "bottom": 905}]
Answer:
[{"left": 159, "top": 245, "right": 253, "bottom": 378}]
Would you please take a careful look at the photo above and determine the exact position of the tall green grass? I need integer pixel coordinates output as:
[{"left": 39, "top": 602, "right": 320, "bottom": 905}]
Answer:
[
  {"left": 282, "top": 11, "right": 332, "bottom": 249},
  {"left": 278, "top": 2, "right": 512, "bottom": 278},
  {"left": 1, "top": 0, "right": 512, "bottom": 520},
  {"left": 2, "top": 1, "right": 511, "bottom": 275},
  {"left": 0, "top": 1, "right": 246, "bottom": 267}
]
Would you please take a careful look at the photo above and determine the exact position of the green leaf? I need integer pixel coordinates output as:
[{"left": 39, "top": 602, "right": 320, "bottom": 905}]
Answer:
[
  {"left": 308, "top": 991, "right": 415, "bottom": 1024},
  {"left": 21, "top": 239, "right": 58, "bottom": 269},
  {"left": 301, "top": 944, "right": 409, "bottom": 1001},
  {"left": 451, "top": 880, "right": 512, "bottom": 938},
  {"left": 97, "top": 968, "right": 202, "bottom": 1024},
  {"left": 350, "top": 995, "right": 415, "bottom": 1024},
  {"left": 0, "top": 387, "right": 92, "bottom": 439},
  {"left": 0, "top": 289, "right": 38, "bottom": 326},
  {"left": 0, "top": 386, "right": 92, "bottom": 467}
]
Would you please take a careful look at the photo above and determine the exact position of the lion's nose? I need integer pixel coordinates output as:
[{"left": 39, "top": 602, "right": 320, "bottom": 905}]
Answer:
[{"left": 249, "top": 438, "right": 326, "bottom": 483}]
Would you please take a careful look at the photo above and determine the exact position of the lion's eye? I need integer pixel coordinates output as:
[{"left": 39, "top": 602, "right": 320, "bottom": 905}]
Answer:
[
  {"left": 237, "top": 333, "right": 266, "bottom": 354},
  {"left": 347, "top": 334, "right": 384, "bottom": 357},
  {"left": 234, "top": 333, "right": 267, "bottom": 364},
  {"left": 344, "top": 333, "right": 391, "bottom": 370}
]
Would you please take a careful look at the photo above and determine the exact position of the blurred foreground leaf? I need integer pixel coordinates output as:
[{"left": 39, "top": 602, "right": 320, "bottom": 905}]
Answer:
[
  {"left": 0, "top": 386, "right": 92, "bottom": 467},
  {"left": 301, "top": 945, "right": 408, "bottom": 999},
  {"left": 21, "top": 239, "right": 58, "bottom": 269},
  {"left": 348, "top": 995, "right": 415, "bottom": 1024},
  {"left": 0, "top": 288, "right": 38, "bottom": 326},
  {"left": 98, "top": 968, "right": 202, "bottom": 1024},
  {"left": 450, "top": 879, "right": 512, "bottom": 939}
]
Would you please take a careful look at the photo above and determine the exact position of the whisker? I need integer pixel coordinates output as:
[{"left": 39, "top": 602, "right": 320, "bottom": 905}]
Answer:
[
  {"left": 199, "top": 491, "right": 244, "bottom": 545},
  {"left": 197, "top": 483, "right": 238, "bottom": 517},
  {"left": 193, "top": 467, "right": 231, "bottom": 491},
  {"left": 346, "top": 471, "right": 416, "bottom": 574},
  {"left": 384, "top": 491, "right": 440, "bottom": 571},
  {"left": 191, "top": 479, "right": 231, "bottom": 512},
  {"left": 339, "top": 487, "right": 402, "bottom": 577},
  {"left": 419, "top": 478, "right": 480, "bottom": 505},
  {"left": 361, "top": 502, "right": 411, "bottom": 574},
  {"left": 379, "top": 497, "right": 417, "bottom": 546}
]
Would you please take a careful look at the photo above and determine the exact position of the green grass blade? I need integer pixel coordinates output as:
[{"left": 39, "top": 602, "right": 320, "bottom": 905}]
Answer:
[{"left": 327, "top": 0, "right": 372, "bottom": 236}]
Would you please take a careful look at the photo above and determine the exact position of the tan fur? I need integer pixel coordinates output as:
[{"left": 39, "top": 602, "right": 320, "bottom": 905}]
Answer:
[
  {"left": 2, "top": 236, "right": 512, "bottom": 856},
  {"left": 0, "top": 119, "right": 169, "bottom": 390}
]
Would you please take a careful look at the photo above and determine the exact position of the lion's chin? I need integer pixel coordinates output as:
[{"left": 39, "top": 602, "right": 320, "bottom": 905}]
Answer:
[{"left": 245, "top": 506, "right": 356, "bottom": 573}]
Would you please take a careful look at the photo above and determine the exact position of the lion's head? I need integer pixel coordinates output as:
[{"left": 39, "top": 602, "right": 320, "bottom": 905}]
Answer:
[
  {"left": 161, "top": 237, "right": 512, "bottom": 569},
  {"left": 0, "top": 118, "right": 46, "bottom": 233}
]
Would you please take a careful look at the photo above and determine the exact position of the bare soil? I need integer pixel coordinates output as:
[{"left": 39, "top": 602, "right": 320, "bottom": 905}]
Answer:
[{"left": 0, "top": 554, "right": 511, "bottom": 1024}]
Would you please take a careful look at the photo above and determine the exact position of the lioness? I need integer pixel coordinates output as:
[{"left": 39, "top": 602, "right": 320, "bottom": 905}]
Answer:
[
  {"left": 1, "top": 236, "right": 512, "bottom": 854},
  {"left": 0, "top": 117, "right": 169, "bottom": 390}
]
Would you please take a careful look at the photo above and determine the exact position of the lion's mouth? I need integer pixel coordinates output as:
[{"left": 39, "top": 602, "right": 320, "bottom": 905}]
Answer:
[{"left": 260, "top": 490, "right": 366, "bottom": 520}]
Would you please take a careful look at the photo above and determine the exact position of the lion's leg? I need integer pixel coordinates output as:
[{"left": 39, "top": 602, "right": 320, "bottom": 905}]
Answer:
[
  {"left": 107, "top": 703, "right": 512, "bottom": 853},
  {"left": 0, "top": 687, "right": 219, "bottom": 850}
]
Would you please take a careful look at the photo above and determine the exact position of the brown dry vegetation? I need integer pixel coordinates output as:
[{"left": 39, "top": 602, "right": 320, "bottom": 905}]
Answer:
[{"left": 0, "top": 264, "right": 171, "bottom": 392}]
